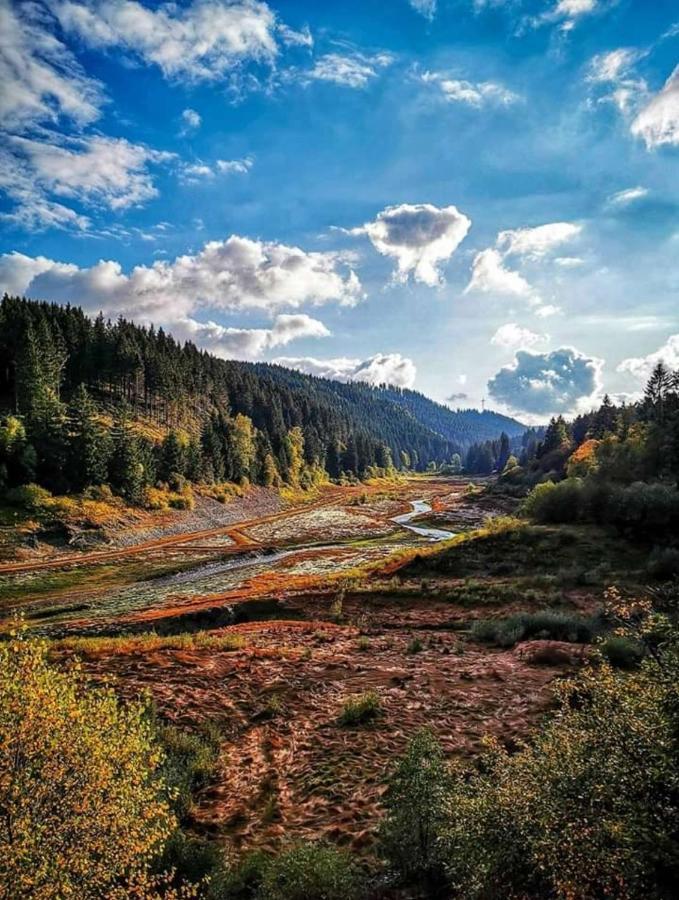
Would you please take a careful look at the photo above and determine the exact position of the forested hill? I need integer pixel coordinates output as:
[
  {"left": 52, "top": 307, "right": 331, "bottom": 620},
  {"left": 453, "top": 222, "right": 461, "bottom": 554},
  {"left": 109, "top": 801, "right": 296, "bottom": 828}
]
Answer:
[
  {"left": 254, "top": 366, "right": 524, "bottom": 451},
  {"left": 0, "top": 295, "right": 522, "bottom": 497}
]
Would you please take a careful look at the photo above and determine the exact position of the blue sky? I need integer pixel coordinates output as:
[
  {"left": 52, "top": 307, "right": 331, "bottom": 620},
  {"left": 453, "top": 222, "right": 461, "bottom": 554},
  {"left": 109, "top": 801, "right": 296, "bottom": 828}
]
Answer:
[{"left": 1, "top": 0, "right": 679, "bottom": 422}]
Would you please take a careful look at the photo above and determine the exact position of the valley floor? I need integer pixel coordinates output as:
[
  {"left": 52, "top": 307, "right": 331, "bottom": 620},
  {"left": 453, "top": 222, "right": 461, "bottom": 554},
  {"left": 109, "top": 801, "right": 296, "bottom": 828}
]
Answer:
[{"left": 0, "top": 476, "right": 648, "bottom": 871}]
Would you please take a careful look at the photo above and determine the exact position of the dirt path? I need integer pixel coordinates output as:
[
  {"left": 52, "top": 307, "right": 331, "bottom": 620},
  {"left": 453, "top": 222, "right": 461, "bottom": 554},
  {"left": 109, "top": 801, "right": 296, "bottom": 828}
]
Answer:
[{"left": 0, "top": 487, "right": 352, "bottom": 576}]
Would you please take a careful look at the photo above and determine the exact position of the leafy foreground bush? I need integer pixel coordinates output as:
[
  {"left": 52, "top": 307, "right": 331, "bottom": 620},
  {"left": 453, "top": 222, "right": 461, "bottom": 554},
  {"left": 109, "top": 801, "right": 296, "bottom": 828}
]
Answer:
[
  {"left": 0, "top": 634, "right": 185, "bottom": 899},
  {"left": 382, "top": 620, "right": 679, "bottom": 898},
  {"left": 258, "top": 843, "right": 362, "bottom": 900}
]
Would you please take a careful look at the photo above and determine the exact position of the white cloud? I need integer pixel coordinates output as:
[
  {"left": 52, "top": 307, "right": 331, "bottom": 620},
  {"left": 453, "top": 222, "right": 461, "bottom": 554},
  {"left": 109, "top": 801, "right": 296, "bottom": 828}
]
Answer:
[
  {"left": 273, "top": 353, "right": 417, "bottom": 388},
  {"left": 607, "top": 186, "right": 649, "bottom": 206},
  {"left": 0, "top": 0, "right": 104, "bottom": 130},
  {"left": 181, "top": 108, "right": 201, "bottom": 132},
  {"left": 180, "top": 156, "right": 253, "bottom": 182},
  {"left": 307, "top": 51, "right": 394, "bottom": 88},
  {"left": 173, "top": 312, "right": 329, "bottom": 360},
  {"left": 409, "top": 0, "right": 437, "bottom": 20},
  {"left": 52, "top": 0, "right": 281, "bottom": 82},
  {"left": 348, "top": 203, "right": 471, "bottom": 286},
  {"left": 631, "top": 65, "right": 679, "bottom": 149},
  {"left": 530, "top": 0, "right": 600, "bottom": 32},
  {"left": 497, "top": 222, "right": 582, "bottom": 259},
  {"left": 534, "top": 304, "right": 562, "bottom": 318},
  {"left": 422, "top": 71, "right": 519, "bottom": 106},
  {"left": 1, "top": 134, "right": 171, "bottom": 230},
  {"left": 0, "top": 134, "right": 172, "bottom": 230},
  {"left": 465, "top": 248, "right": 533, "bottom": 297},
  {"left": 491, "top": 323, "right": 547, "bottom": 349},
  {"left": 554, "top": 256, "right": 584, "bottom": 267},
  {"left": 0, "top": 238, "right": 362, "bottom": 323},
  {"left": 588, "top": 48, "right": 642, "bottom": 84},
  {"left": 180, "top": 162, "right": 215, "bottom": 182},
  {"left": 618, "top": 335, "right": 679, "bottom": 381},
  {"left": 488, "top": 346, "right": 604, "bottom": 415},
  {"left": 216, "top": 156, "right": 253, "bottom": 174},
  {"left": 276, "top": 23, "right": 313, "bottom": 48}
]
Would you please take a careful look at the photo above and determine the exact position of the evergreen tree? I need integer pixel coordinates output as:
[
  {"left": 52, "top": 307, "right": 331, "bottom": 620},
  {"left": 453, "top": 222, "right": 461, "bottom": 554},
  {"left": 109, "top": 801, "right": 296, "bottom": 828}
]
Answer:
[{"left": 66, "top": 384, "right": 110, "bottom": 490}]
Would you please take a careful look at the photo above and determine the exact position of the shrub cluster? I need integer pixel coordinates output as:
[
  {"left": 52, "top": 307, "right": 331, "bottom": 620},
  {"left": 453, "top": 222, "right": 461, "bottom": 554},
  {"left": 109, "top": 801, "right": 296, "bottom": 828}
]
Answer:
[
  {"left": 470, "top": 610, "right": 601, "bottom": 647},
  {"left": 522, "top": 477, "right": 679, "bottom": 538}
]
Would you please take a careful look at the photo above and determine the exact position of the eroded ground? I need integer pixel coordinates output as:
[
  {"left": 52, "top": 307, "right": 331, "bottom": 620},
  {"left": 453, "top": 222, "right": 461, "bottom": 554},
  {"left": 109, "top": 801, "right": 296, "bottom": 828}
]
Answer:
[{"left": 5, "top": 477, "right": 642, "bottom": 860}]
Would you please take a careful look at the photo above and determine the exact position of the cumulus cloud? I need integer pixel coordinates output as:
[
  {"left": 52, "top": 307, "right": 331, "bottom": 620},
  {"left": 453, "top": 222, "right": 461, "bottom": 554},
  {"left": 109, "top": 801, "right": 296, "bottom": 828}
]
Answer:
[
  {"left": 421, "top": 71, "right": 519, "bottom": 106},
  {"left": 51, "top": 0, "right": 281, "bottom": 81},
  {"left": 497, "top": 222, "right": 582, "bottom": 259},
  {"left": 1, "top": 134, "right": 172, "bottom": 229},
  {"left": 631, "top": 65, "right": 679, "bottom": 149},
  {"left": 173, "top": 312, "right": 329, "bottom": 359},
  {"left": 446, "top": 392, "right": 469, "bottom": 404},
  {"left": 491, "top": 323, "right": 547, "bottom": 349},
  {"left": 273, "top": 353, "right": 417, "bottom": 388},
  {"left": 409, "top": 0, "right": 437, "bottom": 20},
  {"left": 347, "top": 203, "right": 471, "bottom": 286},
  {"left": 488, "top": 347, "right": 603, "bottom": 415},
  {"left": 465, "top": 249, "right": 533, "bottom": 297},
  {"left": 534, "top": 304, "right": 562, "bottom": 318},
  {"left": 0, "top": 0, "right": 104, "bottom": 130},
  {"left": 618, "top": 335, "right": 679, "bottom": 381},
  {"left": 307, "top": 51, "right": 394, "bottom": 88},
  {"left": 0, "top": 239, "right": 362, "bottom": 322},
  {"left": 180, "top": 157, "right": 253, "bottom": 182}
]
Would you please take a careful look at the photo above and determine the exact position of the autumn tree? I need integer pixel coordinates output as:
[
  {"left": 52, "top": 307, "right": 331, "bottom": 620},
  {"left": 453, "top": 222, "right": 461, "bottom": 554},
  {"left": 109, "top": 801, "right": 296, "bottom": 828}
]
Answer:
[{"left": 0, "top": 634, "right": 175, "bottom": 899}]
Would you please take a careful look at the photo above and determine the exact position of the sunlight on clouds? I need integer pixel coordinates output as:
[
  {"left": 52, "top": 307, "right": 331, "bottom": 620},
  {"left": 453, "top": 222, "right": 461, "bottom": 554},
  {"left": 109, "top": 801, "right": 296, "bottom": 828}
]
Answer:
[
  {"left": 173, "top": 313, "right": 330, "bottom": 360},
  {"left": 272, "top": 353, "right": 417, "bottom": 388},
  {"left": 51, "top": 0, "right": 281, "bottom": 81},
  {"left": 348, "top": 203, "right": 471, "bottom": 286},
  {"left": 0, "top": 239, "right": 362, "bottom": 322},
  {"left": 465, "top": 249, "right": 533, "bottom": 297},
  {"left": 618, "top": 335, "right": 679, "bottom": 381},
  {"left": 0, "top": 0, "right": 104, "bottom": 129},
  {"left": 489, "top": 347, "right": 603, "bottom": 415},
  {"left": 491, "top": 323, "right": 548, "bottom": 349},
  {"left": 631, "top": 65, "right": 679, "bottom": 149}
]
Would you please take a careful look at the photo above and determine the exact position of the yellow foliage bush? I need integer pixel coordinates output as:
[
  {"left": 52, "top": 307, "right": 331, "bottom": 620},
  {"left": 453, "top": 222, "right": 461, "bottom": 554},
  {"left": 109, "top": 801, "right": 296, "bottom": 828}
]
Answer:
[{"left": 0, "top": 635, "right": 176, "bottom": 899}]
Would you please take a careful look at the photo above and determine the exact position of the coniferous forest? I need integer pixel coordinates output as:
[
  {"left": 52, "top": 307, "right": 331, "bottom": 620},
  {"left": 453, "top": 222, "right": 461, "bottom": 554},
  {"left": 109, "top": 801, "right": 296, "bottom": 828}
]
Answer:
[{"left": 0, "top": 295, "right": 524, "bottom": 501}]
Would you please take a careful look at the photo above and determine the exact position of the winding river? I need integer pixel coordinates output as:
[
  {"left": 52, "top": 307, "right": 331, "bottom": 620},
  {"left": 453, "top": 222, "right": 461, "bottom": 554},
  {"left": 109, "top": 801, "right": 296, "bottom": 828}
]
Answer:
[{"left": 391, "top": 499, "right": 456, "bottom": 542}]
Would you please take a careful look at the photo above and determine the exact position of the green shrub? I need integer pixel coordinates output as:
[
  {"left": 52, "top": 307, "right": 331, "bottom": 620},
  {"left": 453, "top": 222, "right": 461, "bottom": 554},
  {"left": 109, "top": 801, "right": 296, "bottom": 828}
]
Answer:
[
  {"left": 5, "top": 482, "right": 52, "bottom": 511},
  {"left": 208, "top": 850, "right": 270, "bottom": 899},
  {"left": 407, "top": 636, "right": 424, "bottom": 654},
  {"left": 379, "top": 728, "right": 451, "bottom": 889},
  {"left": 157, "top": 720, "right": 222, "bottom": 819},
  {"left": 470, "top": 611, "right": 600, "bottom": 647},
  {"left": 521, "top": 479, "right": 584, "bottom": 524},
  {"left": 338, "top": 691, "right": 381, "bottom": 726},
  {"left": 600, "top": 635, "right": 645, "bottom": 669},
  {"left": 647, "top": 546, "right": 679, "bottom": 580},
  {"left": 356, "top": 636, "right": 370, "bottom": 652},
  {"left": 258, "top": 843, "right": 362, "bottom": 900}
]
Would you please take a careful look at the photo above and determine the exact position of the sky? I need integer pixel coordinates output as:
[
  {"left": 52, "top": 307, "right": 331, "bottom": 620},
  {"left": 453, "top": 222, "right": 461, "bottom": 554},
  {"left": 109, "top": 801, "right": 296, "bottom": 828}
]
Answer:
[{"left": 1, "top": 0, "right": 679, "bottom": 424}]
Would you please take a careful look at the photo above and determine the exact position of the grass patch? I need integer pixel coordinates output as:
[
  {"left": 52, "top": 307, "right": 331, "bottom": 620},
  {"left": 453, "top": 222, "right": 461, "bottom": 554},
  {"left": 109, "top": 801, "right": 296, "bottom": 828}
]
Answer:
[
  {"left": 338, "top": 690, "right": 382, "bottom": 726},
  {"left": 54, "top": 629, "right": 246, "bottom": 657}
]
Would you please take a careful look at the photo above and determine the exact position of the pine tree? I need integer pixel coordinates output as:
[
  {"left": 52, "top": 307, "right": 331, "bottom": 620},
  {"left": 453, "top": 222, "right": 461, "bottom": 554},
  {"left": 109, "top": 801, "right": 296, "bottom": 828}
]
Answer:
[
  {"left": 66, "top": 384, "right": 110, "bottom": 490},
  {"left": 109, "top": 407, "right": 144, "bottom": 504}
]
